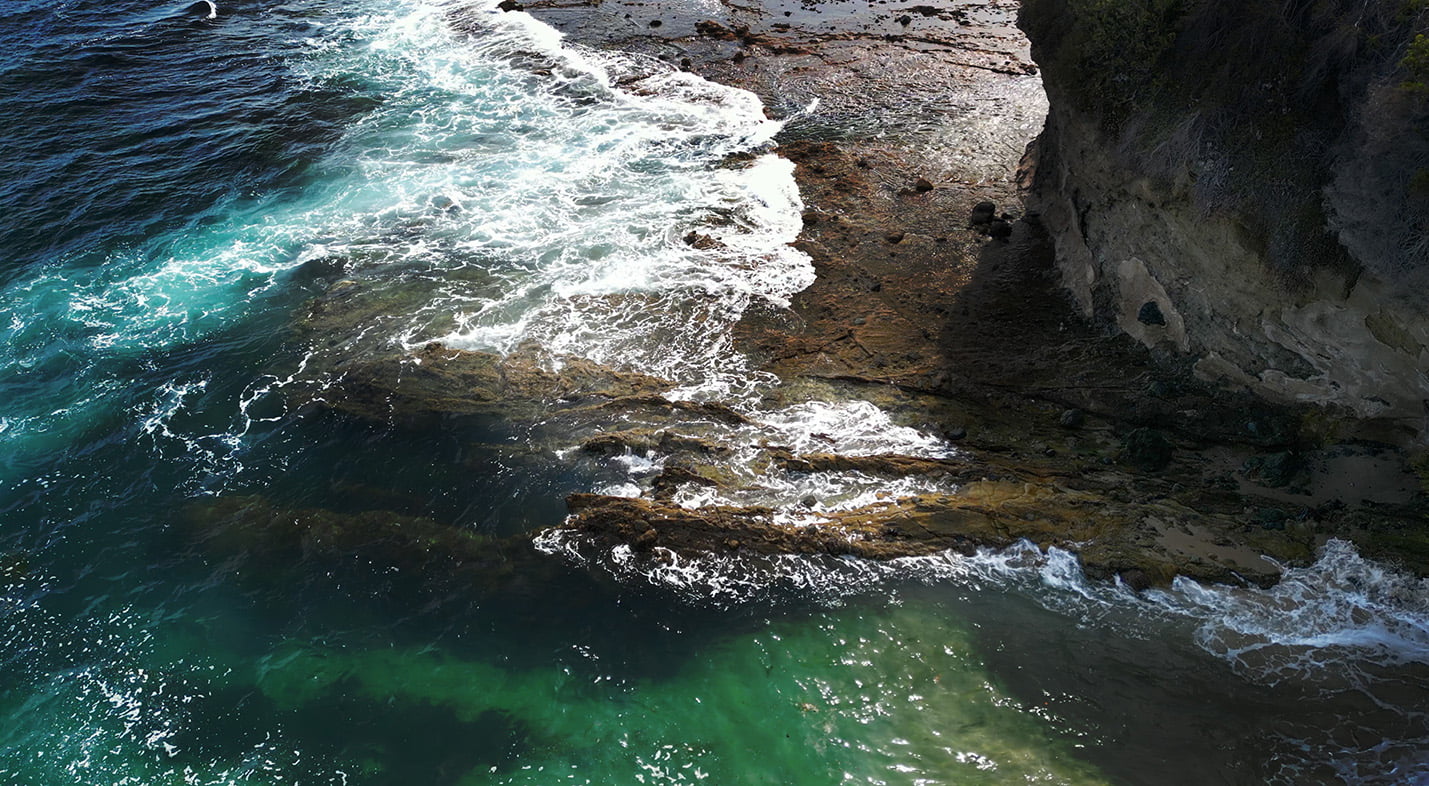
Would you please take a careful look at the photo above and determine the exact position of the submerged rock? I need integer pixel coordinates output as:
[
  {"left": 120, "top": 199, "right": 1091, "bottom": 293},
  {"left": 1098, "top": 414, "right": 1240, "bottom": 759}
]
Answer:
[
  {"left": 297, "top": 342, "right": 671, "bottom": 423},
  {"left": 182, "top": 495, "right": 564, "bottom": 599}
]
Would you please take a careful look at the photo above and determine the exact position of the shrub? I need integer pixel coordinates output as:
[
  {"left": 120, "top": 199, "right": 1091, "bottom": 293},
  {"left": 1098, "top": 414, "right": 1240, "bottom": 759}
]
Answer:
[{"left": 1402, "top": 33, "right": 1429, "bottom": 92}]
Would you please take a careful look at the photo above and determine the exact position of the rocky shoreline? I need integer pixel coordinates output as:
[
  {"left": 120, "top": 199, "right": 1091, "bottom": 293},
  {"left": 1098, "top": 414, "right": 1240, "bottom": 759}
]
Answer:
[
  {"left": 188, "top": 0, "right": 1428, "bottom": 597},
  {"left": 507, "top": 0, "right": 1427, "bottom": 584}
]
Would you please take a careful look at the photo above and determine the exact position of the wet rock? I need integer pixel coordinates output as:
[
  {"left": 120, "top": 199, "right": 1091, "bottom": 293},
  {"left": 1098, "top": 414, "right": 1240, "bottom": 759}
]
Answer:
[
  {"left": 683, "top": 231, "right": 725, "bottom": 250},
  {"left": 828, "top": 482, "right": 1281, "bottom": 587},
  {"left": 521, "top": 0, "right": 1426, "bottom": 585},
  {"left": 581, "top": 431, "right": 653, "bottom": 456},
  {"left": 1256, "top": 507, "right": 1288, "bottom": 530},
  {"left": 1147, "top": 380, "right": 1177, "bottom": 399},
  {"left": 550, "top": 472, "right": 1297, "bottom": 587},
  {"left": 988, "top": 220, "right": 1013, "bottom": 240},
  {"left": 1121, "top": 428, "right": 1173, "bottom": 472},
  {"left": 772, "top": 451, "right": 969, "bottom": 478},
  {"left": 1117, "top": 569, "right": 1153, "bottom": 592},
  {"left": 593, "top": 394, "right": 751, "bottom": 425},
  {"left": 694, "top": 19, "right": 737, "bottom": 39},
  {"left": 970, "top": 201, "right": 997, "bottom": 226},
  {"left": 658, "top": 431, "right": 733, "bottom": 456},
  {"left": 496, "top": 0, "right": 524, "bottom": 10},
  {"left": 651, "top": 464, "right": 724, "bottom": 500},
  {"left": 582, "top": 429, "right": 732, "bottom": 459},
  {"left": 1059, "top": 408, "right": 1085, "bottom": 428},
  {"left": 633, "top": 527, "right": 659, "bottom": 550},
  {"left": 1137, "top": 301, "right": 1167, "bottom": 326},
  {"left": 561, "top": 494, "right": 895, "bottom": 559},
  {"left": 945, "top": 425, "right": 968, "bottom": 440},
  {"left": 1243, "top": 451, "right": 1305, "bottom": 488}
]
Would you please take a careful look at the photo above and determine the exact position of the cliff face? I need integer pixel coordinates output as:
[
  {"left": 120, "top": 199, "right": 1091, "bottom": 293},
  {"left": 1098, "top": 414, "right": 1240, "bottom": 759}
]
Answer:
[{"left": 1020, "top": 0, "right": 1429, "bottom": 443}]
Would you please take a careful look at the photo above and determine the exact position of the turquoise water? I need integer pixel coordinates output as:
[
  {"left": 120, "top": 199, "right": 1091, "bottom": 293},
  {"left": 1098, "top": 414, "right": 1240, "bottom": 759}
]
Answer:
[{"left": 1, "top": 0, "right": 1427, "bottom": 783}]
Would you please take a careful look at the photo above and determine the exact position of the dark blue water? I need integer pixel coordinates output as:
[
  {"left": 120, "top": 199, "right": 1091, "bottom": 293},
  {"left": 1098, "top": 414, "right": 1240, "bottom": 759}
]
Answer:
[
  {"left": 0, "top": 1, "right": 353, "bottom": 280},
  {"left": 1, "top": 1, "right": 1427, "bottom": 784}
]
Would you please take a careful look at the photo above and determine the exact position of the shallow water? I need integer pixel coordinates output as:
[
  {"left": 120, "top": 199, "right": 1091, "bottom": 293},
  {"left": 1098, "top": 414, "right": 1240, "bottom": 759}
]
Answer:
[{"left": 1, "top": 0, "right": 1427, "bottom": 784}]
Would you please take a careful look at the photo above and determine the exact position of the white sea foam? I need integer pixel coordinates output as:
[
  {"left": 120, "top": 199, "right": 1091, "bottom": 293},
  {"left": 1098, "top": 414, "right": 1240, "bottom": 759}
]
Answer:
[
  {"left": 749, "top": 399, "right": 954, "bottom": 458},
  {"left": 538, "top": 530, "right": 1429, "bottom": 690},
  {"left": 400, "top": 5, "right": 813, "bottom": 390},
  {"left": 0, "top": 0, "right": 812, "bottom": 467},
  {"left": 568, "top": 395, "right": 962, "bottom": 515},
  {"left": 1163, "top": 539, "right": 1429, "bottom": 676},
  {"left": 533, "top": 527, "right": 977, "bottom": 607}
]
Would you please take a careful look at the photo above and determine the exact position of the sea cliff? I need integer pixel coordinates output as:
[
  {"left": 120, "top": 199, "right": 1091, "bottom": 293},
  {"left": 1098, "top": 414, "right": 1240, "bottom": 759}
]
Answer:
[{"left": 1021, "top": 0, "right": 1429, "bottom": 443}]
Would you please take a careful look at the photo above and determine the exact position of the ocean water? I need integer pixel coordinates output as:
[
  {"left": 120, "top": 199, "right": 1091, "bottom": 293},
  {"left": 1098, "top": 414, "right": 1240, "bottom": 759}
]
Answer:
[{"left": 1, "top": 0, "right": 1428, "bottom": 784}]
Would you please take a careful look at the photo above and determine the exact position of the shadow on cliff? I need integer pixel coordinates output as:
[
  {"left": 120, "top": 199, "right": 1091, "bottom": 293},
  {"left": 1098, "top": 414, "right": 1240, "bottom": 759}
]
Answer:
[{"left": 931, "top": 215, "right": 1304, "bottom": 449}]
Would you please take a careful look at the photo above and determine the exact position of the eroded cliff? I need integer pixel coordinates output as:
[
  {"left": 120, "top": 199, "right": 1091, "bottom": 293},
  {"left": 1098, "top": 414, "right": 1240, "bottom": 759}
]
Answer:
[{"left": 1021, "top": 0, "right": 1429, "bottom": 443}]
